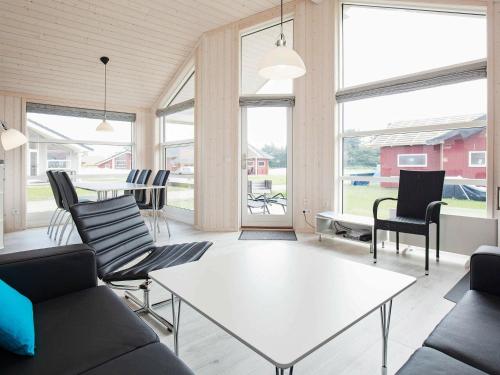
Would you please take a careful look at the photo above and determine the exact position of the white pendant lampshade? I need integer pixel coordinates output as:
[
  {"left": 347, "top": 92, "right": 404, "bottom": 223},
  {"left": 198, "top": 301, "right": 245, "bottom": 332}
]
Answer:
[
  {"left": 1, "top": 128, "right": 27, "bottom": 151},
  {"left": 258, "top": 0, "right": 306, "bottom": 80},
  {"left": 96, "top": 119, "right": 114, "bottom": 132},
  {"left": 258, "top": 44, "right": 306, "bottom": 80},
  {"left": 97, "top": 56, "right": 114, "bottom": 132}
]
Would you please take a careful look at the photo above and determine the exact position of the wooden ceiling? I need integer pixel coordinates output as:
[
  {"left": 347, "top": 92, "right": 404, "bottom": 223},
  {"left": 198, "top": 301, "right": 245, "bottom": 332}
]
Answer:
[{"left": 0, "top": 0, "right": 284, "bottom": 109}]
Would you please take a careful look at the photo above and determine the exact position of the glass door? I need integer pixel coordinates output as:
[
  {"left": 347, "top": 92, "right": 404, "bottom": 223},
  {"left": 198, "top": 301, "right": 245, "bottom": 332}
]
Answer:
[{"left": 241, "top": 106, "right": 292, "bottom": 227}]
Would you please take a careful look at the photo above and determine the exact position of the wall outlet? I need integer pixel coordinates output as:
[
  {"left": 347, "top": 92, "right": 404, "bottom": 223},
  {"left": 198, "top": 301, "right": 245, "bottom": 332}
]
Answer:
[
  {"left": 11, "top": 208, "right": 19, "bottom": 215},
  {"left": 303, "top": 209, "right": 311, "bottom": 214}
]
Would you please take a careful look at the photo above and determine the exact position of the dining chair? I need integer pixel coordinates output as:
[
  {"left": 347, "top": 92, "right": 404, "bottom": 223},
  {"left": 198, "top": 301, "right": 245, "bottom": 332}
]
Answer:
[
  {"left": 134, "top": 169, "right": 152, "bottom": 204},
  {"left": 138, "top": 170, "right": 171, "bottom": 237},
  {"left": 53, "top": 171, "right": 91, "bottom": 245},
  {"left": 46, "top": 170, "right": 65, "bottom": 239},
  {"left": 372, "top": 170, "right": 447, "bottom": 275},
  {"left": 124, "top": 169, "right": 139, "bottom": 196}
]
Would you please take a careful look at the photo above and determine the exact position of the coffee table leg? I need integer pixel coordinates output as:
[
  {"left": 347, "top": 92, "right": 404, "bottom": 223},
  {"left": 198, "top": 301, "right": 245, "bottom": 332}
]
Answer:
[
  {"left": 171, "top": 293, "right": 181, "bottom": 356},
  {"left": 380, "top": 299, "right": 393, "bottom": 375},
  {"left": 275, "top": 367, "right": 293, "bottom": 374}
]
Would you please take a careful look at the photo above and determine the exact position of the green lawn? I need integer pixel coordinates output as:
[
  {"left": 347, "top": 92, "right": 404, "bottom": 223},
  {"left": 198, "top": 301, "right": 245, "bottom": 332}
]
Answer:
[
  {"left": 27, "top": 185, "right": 92, "bottom": 201},
  {"left": 344, "top": 184, "right": 486, "bottom": 218}
]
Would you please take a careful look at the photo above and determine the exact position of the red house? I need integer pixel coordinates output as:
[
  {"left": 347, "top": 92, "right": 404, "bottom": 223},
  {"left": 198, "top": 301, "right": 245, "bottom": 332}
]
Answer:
[
  {"left": 96, "top": 150, "right": 132, "bottom": 170},
  {"left": 368, "top": 114, "right": 486, "bottom": 187},
  {"left": 246, "top": 145, "right": 273, "bottom": 176}
]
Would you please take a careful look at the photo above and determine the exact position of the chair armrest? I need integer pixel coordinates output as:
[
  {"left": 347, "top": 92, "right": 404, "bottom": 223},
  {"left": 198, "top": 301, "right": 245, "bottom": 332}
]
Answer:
[
  {"left": 373, "top": 197, "right": 398, "bottom": 220},
  {"left": 470, "top": 246, "right": 500, "bottom": 297},
  {"left": 425, "top": 201, "right": 447, "bottom": 224},
  {"left": 0, "top": 244, "right": 97, "bottom": 303}
]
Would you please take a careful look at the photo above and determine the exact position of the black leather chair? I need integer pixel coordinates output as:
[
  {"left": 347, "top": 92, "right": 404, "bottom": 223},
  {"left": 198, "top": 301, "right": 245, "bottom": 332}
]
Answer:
[
  {"left": 373, "top": 170, "right": 446, "bottom": 275},
  {"left": 138, "top": 170, "right": 171, "bottom": 236},
  {"left": 69, "top": 194, "right": 212, "bottom": 330},
  {"left": 46, "top": 170, "right": 65, "bottom": 239},
  {"left": 134, "top": 169, "right": 152, "bottom": 204},
  {"left": 124, "top": 169, "right": 140, "bottom": 196},
  {"left": 126, "top": 169, "right": 139, "bottom": 183},
  {"left": 53, "top": 171, "right": 91, "bottom": 245}
]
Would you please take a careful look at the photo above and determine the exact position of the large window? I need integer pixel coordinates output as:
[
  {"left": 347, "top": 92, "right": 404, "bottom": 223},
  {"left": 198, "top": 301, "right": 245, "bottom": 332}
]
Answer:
[
  {"left": 26, "top": 104, "right": 134, "bottom": 221},
  {"left": 339, "top": 5, "right": 487, "bottom": 218},
  {"left": 158, "top": 72, "right": 195, "bottom": 211}
]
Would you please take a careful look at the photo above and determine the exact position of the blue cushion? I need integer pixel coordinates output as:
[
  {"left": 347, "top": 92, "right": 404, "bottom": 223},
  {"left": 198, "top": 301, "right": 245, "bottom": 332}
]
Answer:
[{"left": 0, "top": 279, "right": 35, "bottom": 356}]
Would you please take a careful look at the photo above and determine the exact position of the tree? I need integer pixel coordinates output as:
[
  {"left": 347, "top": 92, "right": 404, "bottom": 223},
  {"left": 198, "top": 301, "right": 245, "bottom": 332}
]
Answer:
[{"left": 262, "top": 144, "right": 287, "bottom": 168}]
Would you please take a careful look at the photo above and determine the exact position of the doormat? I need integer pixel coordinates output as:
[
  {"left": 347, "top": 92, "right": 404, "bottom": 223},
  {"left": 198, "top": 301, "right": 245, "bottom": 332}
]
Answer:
[
  {"left": 238, "top": 230, "right": 297, "bottom": 241},
  {"left": 444, "top": 272, "right": 470, "bottom": 303}
]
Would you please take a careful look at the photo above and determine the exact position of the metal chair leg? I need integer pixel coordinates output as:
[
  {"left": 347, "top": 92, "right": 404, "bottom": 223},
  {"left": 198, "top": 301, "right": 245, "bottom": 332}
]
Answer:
[
  {"left": 58, "top": 215, "right": 72, "bottom": 245},
  {"left": 396, "top": 232, "right": 400, "bottom": 254},
  {"left": 53, "top": 211, "right": 68, "bottom": 241},
  {"left": 425, "top": 232, "right": 430, "bottom": 275},
  {"left": 124, "top": 283, "right": 173, "bottom": 332},
  {"left": 49, "top": 209, "right": 64, "bottom": 239},
  {"left": 47, "top": 208, "right": 59, "bottom": 235},
  {"left": 65, "top": 223, "right": 75, "bottom": 245},
  {"left": 436, "top": 222, "right": 440, "bottom": 262}
]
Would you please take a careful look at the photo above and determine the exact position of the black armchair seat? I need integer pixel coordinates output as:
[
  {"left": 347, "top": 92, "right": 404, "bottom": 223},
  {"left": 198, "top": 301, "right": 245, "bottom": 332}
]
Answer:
[
  {"left": 376, "top": 216, "right": 427, "bottom": 235},
  {"left": 103, "top": 241, "right": 213, "bottom": 282}
]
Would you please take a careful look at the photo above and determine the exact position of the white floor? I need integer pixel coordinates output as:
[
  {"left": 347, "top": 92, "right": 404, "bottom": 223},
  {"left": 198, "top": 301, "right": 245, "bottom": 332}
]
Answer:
[{"left": 2, "top": 221, "right": 469, "bottom": 375}]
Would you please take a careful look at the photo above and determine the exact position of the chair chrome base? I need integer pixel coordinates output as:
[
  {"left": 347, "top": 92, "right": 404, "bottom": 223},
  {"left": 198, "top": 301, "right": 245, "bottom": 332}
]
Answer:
[{"left": 121, "top": 281, "right": 174, "bottom": 332}]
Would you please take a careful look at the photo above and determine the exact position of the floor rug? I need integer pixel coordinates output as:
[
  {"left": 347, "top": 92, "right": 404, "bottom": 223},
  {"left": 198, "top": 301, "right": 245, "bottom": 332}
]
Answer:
[
  {"left": 444, "top": 272, "right": 470, "bottom": 303},
  {"left": 238, "top": 230, "right": 297, "bottom": 241}
]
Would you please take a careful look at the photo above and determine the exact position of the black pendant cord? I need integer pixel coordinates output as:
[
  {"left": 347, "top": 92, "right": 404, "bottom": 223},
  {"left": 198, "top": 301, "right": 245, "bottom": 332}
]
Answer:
[
  {"left": 280, "top": 0, "right": 283, "bottom": 35},
  {"left": 100, "top": 56, "right": 109, "bottom": 121},
  {"left": 104, "top": 62, "right": 107, "bottom": 120}
]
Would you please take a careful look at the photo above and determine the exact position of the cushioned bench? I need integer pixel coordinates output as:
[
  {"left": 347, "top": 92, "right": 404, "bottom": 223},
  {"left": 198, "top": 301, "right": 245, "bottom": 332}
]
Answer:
[
  {"left": 0, "top": 245, "right": 194, "bottom": 375},
  {"left": 397, "top": 245, "right": 500, "bottom": 375}
]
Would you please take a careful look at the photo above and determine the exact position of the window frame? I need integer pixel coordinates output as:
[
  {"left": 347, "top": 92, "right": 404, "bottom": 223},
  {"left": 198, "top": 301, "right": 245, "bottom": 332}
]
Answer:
[
  {"left": 469, "top": 150, "right": 486, "bottom": 167},
  {"left": 158, "top": 69, "right": 196, "bottom": 213},
  {"left": 337, "top": 2, "right": 488, "bottom": 218},
  {"left": 397, "top": 153, "right": 428, "bottom": 168}
]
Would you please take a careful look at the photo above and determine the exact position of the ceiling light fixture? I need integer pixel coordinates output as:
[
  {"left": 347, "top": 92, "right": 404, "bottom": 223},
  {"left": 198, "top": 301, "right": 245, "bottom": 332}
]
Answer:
[
  {"left": 258, "top": 0, "right": 306, "bottom": 80},
  {"left": 96, "top": 56, "right": 114, "bottom": 132},
  {"left": 0, "top": 120, "right": 27, "bottom": 151}
]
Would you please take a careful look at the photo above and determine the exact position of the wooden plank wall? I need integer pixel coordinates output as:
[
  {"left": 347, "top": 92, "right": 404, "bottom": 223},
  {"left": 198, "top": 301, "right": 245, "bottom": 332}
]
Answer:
[
  {"left": 293, "top": 0, "right": 336, "bottom": 232},
  {"left": 0, "top": 94, "right": 26, "bottom": 232},
  {"left": 195, "top": 25, "right": 240, "bottom": 231}
]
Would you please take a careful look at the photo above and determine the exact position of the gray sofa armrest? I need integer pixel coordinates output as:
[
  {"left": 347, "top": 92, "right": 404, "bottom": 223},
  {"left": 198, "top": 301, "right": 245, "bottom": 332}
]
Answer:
[
  {"left": 470, "top": 245, "right": 500, "bottom": 297},
  {"left": 0, "top": 244, "right": 97, "bottom": 303}
]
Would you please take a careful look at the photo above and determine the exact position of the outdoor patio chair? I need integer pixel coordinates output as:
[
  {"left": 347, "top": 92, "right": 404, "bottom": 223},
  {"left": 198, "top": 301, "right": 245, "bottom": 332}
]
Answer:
[
  {"left": 248, "top": 180, "right": 272, "bottom": 195},
  {"left": 247, "top": 193, "right": 269, "bottom": 214},
  {"left": 372, "top": 170, "right": 447, "bottom": 275},
  {"left": 268, "top": 193, "right": 287, "bottom": 213},
  {"left": 69, "top": 194, "right": 212, "bottom": 331}
]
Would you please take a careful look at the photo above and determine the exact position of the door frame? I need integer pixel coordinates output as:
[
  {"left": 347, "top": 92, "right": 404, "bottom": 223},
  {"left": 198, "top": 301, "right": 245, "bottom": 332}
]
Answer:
[{"left": 241, "top": 106, "right": 293, "bottom": 228}]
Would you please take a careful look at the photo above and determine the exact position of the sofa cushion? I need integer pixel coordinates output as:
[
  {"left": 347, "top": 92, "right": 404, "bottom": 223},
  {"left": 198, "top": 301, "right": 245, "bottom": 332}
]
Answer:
[
  {"left": 396, "top": 347, "right": 488, "bottom": 375},
  {"left": 81, "top": 342, "right": 194, "bottom": 375},
  {"left": 0, "top": 279, "right": 35, "bottom": 356},
  {"left": 424, "top": 290, "right": 500, "bottom": 375},
  {"left": 0, "top": 286, "right": 158, "bottom": 375}
]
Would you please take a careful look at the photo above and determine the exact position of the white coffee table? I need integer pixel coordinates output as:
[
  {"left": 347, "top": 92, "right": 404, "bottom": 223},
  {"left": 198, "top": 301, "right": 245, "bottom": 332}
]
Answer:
[{"left": 149, "top": 248, "right": 416, "bottom": 374}]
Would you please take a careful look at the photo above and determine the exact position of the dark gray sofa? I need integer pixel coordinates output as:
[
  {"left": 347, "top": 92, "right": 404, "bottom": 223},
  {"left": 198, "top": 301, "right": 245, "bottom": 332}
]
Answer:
[
  {"left": 397, "top": 245, "right": 500, "bottom": 375},
  {"left": 0, "top": 244, "right": 194, "bottom": 375}
]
